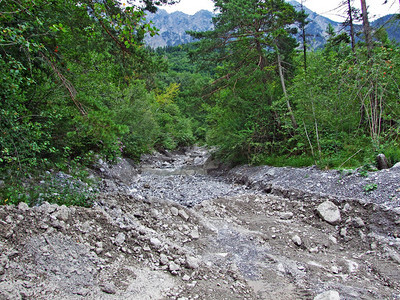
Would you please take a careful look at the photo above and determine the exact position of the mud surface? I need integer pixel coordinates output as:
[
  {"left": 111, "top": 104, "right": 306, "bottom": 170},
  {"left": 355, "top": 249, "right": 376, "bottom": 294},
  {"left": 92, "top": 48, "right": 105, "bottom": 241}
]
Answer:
[{"left": 1, "top": 147, "right": 400, "bottom": 299}]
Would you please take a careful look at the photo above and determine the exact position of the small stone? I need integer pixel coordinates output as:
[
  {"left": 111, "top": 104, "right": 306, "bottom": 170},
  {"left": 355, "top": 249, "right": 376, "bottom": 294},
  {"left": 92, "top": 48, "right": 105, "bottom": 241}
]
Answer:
[
  {"left": 150, "top": 237, "right": 162, "bottom": 248},
  {"left": 178, "top": 209, "right": 189, "bottom": 221},
  {"left": 279, "top": 212, "right": 294, "bottom": 220},
  {"left": 56, "top": 205, "right": 69, "bottom": 221},
  {"left": 190, "top": 228, "right": 200, "bottom": 240},
  {"left": 342, "top": 203, "right": 352, "bottom": 212},
  {"left": 316, "top": 201, "right": 341, "bottom": 225},
  {"left": 328, "top": 235, "right": 337, "bottom": 244},
  {"left": 80, "top": 221, "right": 92, "bottom": 233},
  {"left": 182, "top": 274, "right": 191, "bottom": 281},
  {"left": 75, "top": 288, "right": 90, "bottom": 296},
  {"left": 340, "top": 228, "right": 347, "bottom": 237},
  {"left": 314, "top": 290, "right": 340, "bottom": 300},
  {"left": 18, "top": 202, "right": 29, "bottom": 211},
  {"left": 291, "top": 235, "right": 302, "bottom": 247},
  {"left": 331, "top": 265, "right": 339, "bottom": 274},
  {"left": 114, "top": 233, "right": 126, "bottom": 246},
  {"left": 160, "top": 254, "right": 169, "bottom": 265},
  {"left": 353, "top": 217, "right": 365, "bottom": 228},
  {"left": 169, "top": 261, "right": 181, "bottom": 273},
  {"left": 171, "top": 207, "right": 179, "bottom": 216},
  {"left": 101, "top": 283, "right": 117, "bottom": 294},
  {"left": 186, "top": 256, "right": 199, "bottom": 269}
]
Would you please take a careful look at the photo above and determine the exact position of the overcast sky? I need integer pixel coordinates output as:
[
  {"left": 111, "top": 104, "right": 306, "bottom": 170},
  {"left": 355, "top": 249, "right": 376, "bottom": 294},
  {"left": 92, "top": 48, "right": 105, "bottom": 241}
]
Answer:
[{"left": 158, "top": 0, "right": 399, "bottom": 21}]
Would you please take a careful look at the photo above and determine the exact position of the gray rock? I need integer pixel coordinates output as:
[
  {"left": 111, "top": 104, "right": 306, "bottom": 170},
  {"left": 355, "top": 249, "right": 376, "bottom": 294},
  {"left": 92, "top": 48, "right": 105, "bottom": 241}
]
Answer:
[
  {"left": 55, "top": 205, "right": 69, "bottom": 221},
  {"left": 186, "top": 256, "right": 199, "bottom": 269},
  {"left": 291, "top": 235, "right": 302, "bottom": 247},
  {"left": 160, "top": 254, "right": 169, "bottom": 265},
  {"left": 342, "top": 203, "right": 352, "bottom": 212},
  {"left": 114, "top": 232, "right": 126, "bottom": 246},
  {"left": 279, "top": 212, "right": 294, "bottom": 220},
  {"left": 101, "top": 283, "right": 117, "bottom": 294},
  {"left": 80, "top": 221, "right": 92, "bottom": 233},
  {"left": 392, "top": 162, "right": 400, "bottom": 170},
  {"left": 170, "top": 207, "right": 179, "bottom": 216},
  {"left": 75, "top": 288, "right": 90, "bottom": 296},
  {"left": 18, "top": 202, "right": 29, "bottom": 211},
  {"left": 182, "top": 274, "right": 191, "bottom": 281},
  {"left": 377, "top": 153, "right": 389, "bottom": 170},
  {"left": 178, "top": 209, "right": 189, "bottom": 221},
  {"left": 189, "top": 228, "right": 200, "bottom": 240},
  {"left": 340, "top": 227, "right": 347, "bottom": 237},
  {"left": 353, "top": 217, "right": 365, "bottom": 228},
  {"left": 169, "top": 261, "right": 181, "bottom": 273},
  {"left": 150, "top": 237, "right": 162, "bottom": 248},
  {"left": 316, "top": 201, "right": 341, "bottom": 225},
  {"left": 314, "top": 290, "right": 340, "bottom": 300}
]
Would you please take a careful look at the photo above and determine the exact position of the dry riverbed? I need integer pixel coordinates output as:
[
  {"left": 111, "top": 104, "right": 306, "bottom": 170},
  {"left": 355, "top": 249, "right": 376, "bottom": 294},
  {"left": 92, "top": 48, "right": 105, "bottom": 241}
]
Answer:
[{"left": 1, "top": 147, "right": 399, "bottom": 299}]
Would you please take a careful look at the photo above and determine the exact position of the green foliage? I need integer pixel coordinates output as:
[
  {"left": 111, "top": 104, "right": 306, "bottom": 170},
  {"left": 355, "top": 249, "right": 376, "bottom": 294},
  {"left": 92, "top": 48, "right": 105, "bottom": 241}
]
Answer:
[
  {"left": 188, "top": 0, "right": 302, "bottom": 164},
  {"left": 363, "top": 183, "right": 378, "bottom": 193},
  {"left": 0, "top": 0, "right": 196, "bottom": 207},
  {"left": 1, "top": 176, "right": 95, "bottom": 207}
]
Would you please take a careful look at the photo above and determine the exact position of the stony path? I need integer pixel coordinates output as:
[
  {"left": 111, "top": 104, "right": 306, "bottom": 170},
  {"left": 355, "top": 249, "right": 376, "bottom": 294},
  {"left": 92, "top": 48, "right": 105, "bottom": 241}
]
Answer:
[{"left": 0, "top": 147, "right": 399, "bottom": 299}]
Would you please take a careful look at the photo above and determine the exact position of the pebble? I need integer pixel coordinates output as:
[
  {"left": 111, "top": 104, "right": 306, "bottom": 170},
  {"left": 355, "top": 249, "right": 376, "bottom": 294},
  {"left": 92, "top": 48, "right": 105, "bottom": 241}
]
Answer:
[
  {"left": 182, "top": 274, "right": 191, "bottom": 281},
  {"left": 101, "top": 283, "right": 117, "bottom": 294},
  {"left": 292, "top": 235, "right": 302, "bottom": 247},
  {"left": 18, "top": 202, "right": 29, "bottom": 211},
  {"left": 314, "top": 290, "right": 340, "bottom": 300},
  {"left": 316, "top": 201, "right": 341, "bottom": 225},
  {"left": 150, "top": 237, "right": 162, "bottom": 248},
  {"left": 331, "top": 265, "right": 339, "bottom": 274},
  {"left": 190, "top": 228, "right": 200, "bottom": 240},
  {"left": 55, "top": 205, "right": 69, "bottom": 221},
  {"left": 280, "top": 212, "right": 294, "bottom": 220},
  {"left": 160, "top": 254, "right": 169, "bottom": 265},
  {"left": 186, "top": 256, "right": 199, "bottom": 269},
  {"left": 171, "top": 207, "right": 179, "bottom": 216},
  {"left": 114, "top": 233, "right": 126, "bottom": 246},
  {"left": 179, "top": 210, "right": 190, "bottom": 221},
  {"left": 169, "top": 261, "right": 181, "bottom": 273},
  {"left": 328, "top": 235, "right": 337, "bottom": 244},
  {"left": 353, "top": 217, "right": 365, "bottom": 228}
]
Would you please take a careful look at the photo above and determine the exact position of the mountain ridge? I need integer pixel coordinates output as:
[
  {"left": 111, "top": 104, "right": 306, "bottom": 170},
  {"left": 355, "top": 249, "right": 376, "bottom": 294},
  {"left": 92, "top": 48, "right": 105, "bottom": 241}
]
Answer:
[{"left": 145, "top": 2, "right": 398, "bottom": 49}]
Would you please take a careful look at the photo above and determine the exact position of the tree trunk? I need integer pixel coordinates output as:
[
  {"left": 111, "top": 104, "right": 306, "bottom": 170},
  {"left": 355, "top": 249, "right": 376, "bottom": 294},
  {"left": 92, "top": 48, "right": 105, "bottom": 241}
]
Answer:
[
  {"left": 276, "top": 51, "right": 298, "bottom": 130},
  {"left": 360, "top": 0, "right": 372, "bottom": 55},
  {"left": 347, "top": 0, "right": 356, "bottom": 53}
]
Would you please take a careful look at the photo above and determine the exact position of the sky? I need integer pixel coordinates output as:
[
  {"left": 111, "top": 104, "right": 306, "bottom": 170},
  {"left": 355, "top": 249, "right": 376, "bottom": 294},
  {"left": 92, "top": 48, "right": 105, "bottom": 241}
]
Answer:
[{"left": 158, "top": 0, "right": 399, "bottom": 22}]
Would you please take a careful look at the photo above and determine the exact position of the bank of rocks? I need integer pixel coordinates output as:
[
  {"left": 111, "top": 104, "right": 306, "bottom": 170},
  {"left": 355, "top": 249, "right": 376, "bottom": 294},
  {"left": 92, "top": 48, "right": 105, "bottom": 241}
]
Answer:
[
  {"left": 227, "top": 164, "right": 400, "bottom": 235},
  {"left": 0, "top": 193, "right": 255, "bottom": 299}
]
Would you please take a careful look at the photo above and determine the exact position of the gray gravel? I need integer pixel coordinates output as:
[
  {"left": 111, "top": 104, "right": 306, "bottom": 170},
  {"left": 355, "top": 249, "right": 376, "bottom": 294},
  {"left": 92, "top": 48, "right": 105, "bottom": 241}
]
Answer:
[{"left": 227, "top": 164, "right": 400, "bottom": 214}]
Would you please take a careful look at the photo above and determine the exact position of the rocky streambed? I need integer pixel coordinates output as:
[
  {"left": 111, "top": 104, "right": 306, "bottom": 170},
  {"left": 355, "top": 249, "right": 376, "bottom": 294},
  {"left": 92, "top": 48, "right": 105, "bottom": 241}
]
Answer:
[{"left": 1, "top": 147, "right": 399, "bottom": 299}]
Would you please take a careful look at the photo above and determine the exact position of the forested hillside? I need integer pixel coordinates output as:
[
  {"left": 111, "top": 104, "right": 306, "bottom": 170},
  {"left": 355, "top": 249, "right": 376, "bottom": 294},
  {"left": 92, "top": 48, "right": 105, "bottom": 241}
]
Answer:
[{"left": 1, "top": 0, "right": 400, "bottom": 206}]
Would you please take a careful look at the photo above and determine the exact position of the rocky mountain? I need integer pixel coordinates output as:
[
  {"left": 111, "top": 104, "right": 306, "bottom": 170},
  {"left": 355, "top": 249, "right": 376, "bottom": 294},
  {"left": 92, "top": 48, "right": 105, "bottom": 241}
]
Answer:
[
  {"left": 145, "top": 1, "right": 398, "bottom": 49},
  {"left": 145, "top": 9, "right": 214, "bottom": 48}
]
